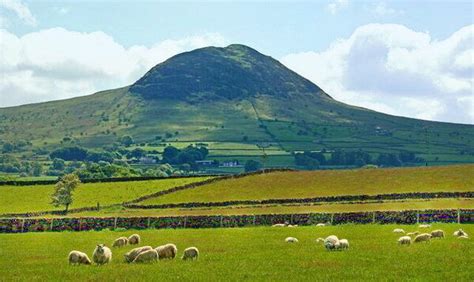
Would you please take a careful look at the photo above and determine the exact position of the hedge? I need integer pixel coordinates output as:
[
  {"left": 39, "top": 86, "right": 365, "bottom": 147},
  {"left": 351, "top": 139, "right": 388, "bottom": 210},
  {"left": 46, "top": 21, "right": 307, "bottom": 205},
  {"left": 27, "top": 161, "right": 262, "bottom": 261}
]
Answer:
[{"left": 0, "top": 209, "right": 471, "bottom": 233}]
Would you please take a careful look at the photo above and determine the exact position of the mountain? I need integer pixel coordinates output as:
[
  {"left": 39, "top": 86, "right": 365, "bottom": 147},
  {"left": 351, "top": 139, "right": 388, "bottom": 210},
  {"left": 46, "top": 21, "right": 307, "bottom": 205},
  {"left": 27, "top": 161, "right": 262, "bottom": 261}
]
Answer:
[{"left": 0, "top": 44, "right": 473, "bottom": 167}]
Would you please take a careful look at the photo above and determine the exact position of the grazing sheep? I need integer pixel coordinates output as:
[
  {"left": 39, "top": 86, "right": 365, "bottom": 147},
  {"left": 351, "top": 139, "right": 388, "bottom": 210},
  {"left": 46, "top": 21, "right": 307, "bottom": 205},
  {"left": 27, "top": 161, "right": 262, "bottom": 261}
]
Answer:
[
  {"left": 182, "top": 247, "right": 199, "bottom": 260},
  {"left": 285, "top": 237, "right": 299, "bottom": 243},
  {"left": 406, "top": 231, "right": 419, "bottom": 236},
  {"left": 458, "top": 235, "right": 469, "bottom": 239},
  {"left": 128, "top": 234, "right": 140, "bottom": 245},
  {"left": 453, "top": 229, "right": 468, "bottom": 237},
  {"left": 338, "top": 239, "right": 349, "bottom": 250},
  {"left": 316, "top": 223, "right": 326, "bottom": 227},
  {"left": 398, "top": 236, "right": 412, "bottom": 245},
  {"left": 324, "top": 235, "right": 340, "bottom": 251},
  {"left": 92, "top": 244, "right": 112, "bottom": 265},
  {"left": 132, "top": 249, "right": 158, "bottom": 263},
  {"left": 393, "top": 228, "right": 405, "bottom": 234},
  {"left": 272, "top": 223, "right": 287, "bottom": 227},
  {"left": 124, "top": 246, "right": 153, "bottom": 263},
  {"left": 287, "top": 224, "right": 298, "bottom": 228},
  {"left": 68, "top": 250, "right": 91, "bottom": 265},
  {"left": 155, "top": 243, "right": 178, "bottom": 260},
  {"left": 414, "top": 233, "right": 432, "bottom": 243},
  {"left": 419, "top": 224, "right": 431, "bottom": 228},
  {"left": 112, "top": 237, "right": 128, "bottom": 248},
  {"left": 431, "top": 229, "right": 445, "bottom": 238}
]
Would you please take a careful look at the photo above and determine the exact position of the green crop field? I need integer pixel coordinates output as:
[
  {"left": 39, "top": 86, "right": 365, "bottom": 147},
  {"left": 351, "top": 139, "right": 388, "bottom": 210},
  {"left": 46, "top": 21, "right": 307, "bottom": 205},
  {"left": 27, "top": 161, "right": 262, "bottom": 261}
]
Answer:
[
  {"left": 138, "top": 165, "right": 474, "bottom": 206},
  {"left": 0, "top": 177, "right": 210, "bottom": 215},
  {"left": 0, "top": 224, "right": 472, "bottom": 281}
]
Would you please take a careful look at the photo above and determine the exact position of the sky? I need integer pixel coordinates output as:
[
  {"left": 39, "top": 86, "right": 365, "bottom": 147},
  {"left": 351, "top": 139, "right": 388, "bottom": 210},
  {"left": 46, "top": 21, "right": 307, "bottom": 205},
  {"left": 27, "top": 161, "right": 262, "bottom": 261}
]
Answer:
[{"left": 0, "top": 0, "right": 473, "bottom": 124}]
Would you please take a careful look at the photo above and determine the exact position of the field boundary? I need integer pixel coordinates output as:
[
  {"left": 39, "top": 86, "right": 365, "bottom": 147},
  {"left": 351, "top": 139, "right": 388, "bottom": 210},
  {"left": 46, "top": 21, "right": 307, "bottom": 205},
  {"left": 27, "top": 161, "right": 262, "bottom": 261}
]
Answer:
[
  {"left": 0, "top": 209, "right": 472, "bottom": 233},
  {"left": 128, "top": 191, "right": 474, "bottom": 209}
]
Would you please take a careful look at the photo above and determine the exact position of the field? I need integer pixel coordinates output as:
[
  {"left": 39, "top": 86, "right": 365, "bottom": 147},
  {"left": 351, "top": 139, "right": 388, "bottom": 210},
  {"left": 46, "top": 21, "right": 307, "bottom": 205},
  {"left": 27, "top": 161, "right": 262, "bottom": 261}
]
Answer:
[
  {"left": 0, "top": 177, "right": 210, "bottom": 214},
  {"left": 138, "top": 165, "right": 474, "bottom": 206},
  {"left": 0, "top": 224, "right": 472, "bottom": 281}
]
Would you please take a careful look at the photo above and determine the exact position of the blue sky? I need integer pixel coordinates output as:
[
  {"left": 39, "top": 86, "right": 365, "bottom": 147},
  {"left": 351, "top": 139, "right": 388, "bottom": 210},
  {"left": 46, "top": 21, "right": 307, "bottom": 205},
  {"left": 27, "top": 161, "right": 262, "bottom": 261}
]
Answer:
[{"left": 1, "top": 0, "right": 473, "bottom": 123}]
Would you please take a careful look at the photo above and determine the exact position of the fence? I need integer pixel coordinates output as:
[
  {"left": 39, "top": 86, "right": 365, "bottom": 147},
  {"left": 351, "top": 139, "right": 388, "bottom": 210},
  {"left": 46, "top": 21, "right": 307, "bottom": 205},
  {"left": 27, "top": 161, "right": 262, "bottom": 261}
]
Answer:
[{"left": 0, "top": 209, "right": 472, "bottom": 233}]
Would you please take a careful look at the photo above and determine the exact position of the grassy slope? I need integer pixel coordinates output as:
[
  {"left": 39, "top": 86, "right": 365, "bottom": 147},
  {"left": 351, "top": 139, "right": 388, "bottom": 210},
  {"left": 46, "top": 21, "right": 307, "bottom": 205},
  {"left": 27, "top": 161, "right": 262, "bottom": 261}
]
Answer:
[
  {"left": 0, "top": 224, "right": 472, "bottom": 281},
  {"left": 0, "top": 177, "right": 210, "bottom": 214},
  {"left": 139, "top": 165, "right": 474, "bottom": 205}
]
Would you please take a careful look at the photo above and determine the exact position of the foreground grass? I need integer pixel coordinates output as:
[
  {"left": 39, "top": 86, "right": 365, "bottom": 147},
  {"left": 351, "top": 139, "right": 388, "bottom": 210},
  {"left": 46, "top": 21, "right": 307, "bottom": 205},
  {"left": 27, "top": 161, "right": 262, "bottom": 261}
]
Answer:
[
  {"left": 0, "top": 224, "right": 472, "bottom": 281},
  {"left": 140, "top": 165, "right": 474, "bottom": 205},
  {"left": 0, "top": 177, "right": 210, "bottom": 214},
  {"left": 68, "top": 198, "right": 474, "bottom": 218}
]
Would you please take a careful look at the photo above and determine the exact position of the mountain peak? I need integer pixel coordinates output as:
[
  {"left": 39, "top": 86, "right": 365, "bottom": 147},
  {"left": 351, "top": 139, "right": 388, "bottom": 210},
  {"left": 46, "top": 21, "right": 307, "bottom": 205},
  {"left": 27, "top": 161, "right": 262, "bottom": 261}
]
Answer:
[{"left": 130, "top": 44, "right": 327, "bottom": 101}]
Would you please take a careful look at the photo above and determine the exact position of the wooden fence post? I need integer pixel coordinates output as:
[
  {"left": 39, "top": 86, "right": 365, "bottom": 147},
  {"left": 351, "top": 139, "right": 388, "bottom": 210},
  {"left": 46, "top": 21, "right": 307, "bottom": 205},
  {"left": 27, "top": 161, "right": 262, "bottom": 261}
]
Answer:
[
  {"left": 457, "top": 209, "right": 461, "bottom": 224},
  {"left": 290, "top": 214, "right": 294, "bottom": 224},
  {"left": 184, "top": 217, "right": 187, "bottom": 229},
  {"left": 330, "top": 213, "right": 334, "bottom": 225},
  {"left": 372, "top": 212, "right": 376, "bottom": 224},
  {"left": 114, "top": 217, "right": 117, "bottom": 230},
  {"left": 21, "top": 218, "right": 25, "bottom": 233},
  {"left": 253, "top": 215, "right": 256, "bottom": 226},
  {"left": 50, "top": 218, "right": 54, "bottom": 231},
  {"left": 147, "top": 218, "right": 151, "bottom": 229},
  {"left": 416, "top": 212, "right": 420, "bottom": 224}
]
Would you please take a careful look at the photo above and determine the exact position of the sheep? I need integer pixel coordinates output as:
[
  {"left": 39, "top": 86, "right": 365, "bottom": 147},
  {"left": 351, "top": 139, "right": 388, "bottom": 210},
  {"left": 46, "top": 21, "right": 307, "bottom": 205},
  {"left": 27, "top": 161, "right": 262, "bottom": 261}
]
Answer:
[
  {"left": 132, "top": 249, "right": 159, "bottom": 263},
  {"left": 68, "top": 250, "right": 91, "bottom": 265},
  {"left": 285, "top": 237, "right": 299, "bottom": 243},
  {"left": 398, "top": 236, "right": 412, "bottom": 245},
  {"left": 430, "top": 229, "right": 445, "bottom": 238},
  {"left": 338, "top": 239, "right": 349, "bottom": 250},
  {"left": 453, "top": 229, "right": 468, "bottom": 237},
  {"left": 406, "top": 231, "right": 419, "bottom": 236},
  {"left": 418, "top": 224, "right": 431, "bottom": 228},
  {"left": 457, "top": 235, "right": 469, "bottom": 239},
  {"left": 92, "top": 244, "right": 112, "bottom": 265},
  {"left": 316, "top": 223, "right": 326, "bottom": 227},
  {"left": 128, "top": 234, "right": 141, "bottom": 245},
  {"left": 272, "top": 223, "right": 287, "bottom": 227},
  {"left": 414, "top": 233, "right": 432, "bottom": 243},
  {"left": 287, "top": 224, "right": 298, "bottom": 228},
  {"left": 155, "top": 243, "right": 178, "bottom": 260},
  {"left": 324, "top": 235, "right": 340, "bottom": 251},
  {"left": 112, "top": 237, "right": 128, "bottom": 248},
  {"left": 182, "top": 247, "right": 199, "bottom": 261},
  {"left": 393, "top": 228, "right": 405, "bottom": 234},
  {"left": 124, "top": 246, "right": 153, "bottom": 263}
]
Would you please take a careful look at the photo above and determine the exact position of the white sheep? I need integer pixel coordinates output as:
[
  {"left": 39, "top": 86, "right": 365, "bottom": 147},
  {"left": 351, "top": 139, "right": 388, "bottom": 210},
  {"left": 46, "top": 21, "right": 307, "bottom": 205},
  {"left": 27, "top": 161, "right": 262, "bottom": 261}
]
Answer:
[
  {"left": 182, "top": 247, "right": 199, "bottom": 260},
  {"left": 287, "top": 224, "right": 298, "bottom": 228},
  {"left": 128, "top": 234, "right": 141, "bottom": 245},
  {"left": 406, "top": 231, "right": 419, "bottom": 236},
  {"left": 132, "top": 249, "right": 159, "bottom": 263},
  {"left": 418, "top": 224, "right": 431, "bottom": 228},
  {"left": 68, "top": 250, "right": 91, "bottom": 265},
  {"left": 453, "top": 229, "right": 468, "bottom": 237},
  {"left": 324, "top": 235, "right": 340, "bottom": 251},
  {"left": 393, "top": 228, "right": 405, "bottom": 234},
  {"left": 316, "top": 223, "right": 326, "bottom": 227},
  {"left": 124, "top": 246, "right": 153, "bottom": 263},
  {"left": 92, "top": 244, "right": 112, "bottom": 265},
  {"left": 155, "top": 243, "right": 178, "bottom": 260},
  {"left": 398, "top": 236, "right": 411, "bottom": 245},
  {"left": 112, "top": 237, "right": 128, "bottom": 247},
  {"left": 414, "top": 233, "right": 432, "bottom": 243},
  {"left": 338, "top": 239, "right": 349, "bottom": 250},
  {"left": 272, "top": 223, "right": 287, "bottom": 227},
  {"left": 430, "top": 229, "right": 445, "bottom": 238},
  {"left": 285, "top": 237, "right": 299, "bottom": 243},
  {"left": 457, "top": 235, "right": 469, "bottom": 239}
]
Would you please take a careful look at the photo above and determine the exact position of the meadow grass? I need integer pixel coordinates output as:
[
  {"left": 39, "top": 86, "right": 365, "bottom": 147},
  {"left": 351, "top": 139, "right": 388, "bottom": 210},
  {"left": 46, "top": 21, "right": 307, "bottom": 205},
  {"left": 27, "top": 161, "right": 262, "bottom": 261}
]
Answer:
[
  {"left": 69, "top": 198, "right": 474, "bottom": 218},
  {"left": 0, "top": 177, "right": 210, "bottom": 214},
  {"left": 0, "top": 224, "right": 472, "bottom": 281},
  {"left": 139, "top": 165, "right": 474, "bottom": 205}
]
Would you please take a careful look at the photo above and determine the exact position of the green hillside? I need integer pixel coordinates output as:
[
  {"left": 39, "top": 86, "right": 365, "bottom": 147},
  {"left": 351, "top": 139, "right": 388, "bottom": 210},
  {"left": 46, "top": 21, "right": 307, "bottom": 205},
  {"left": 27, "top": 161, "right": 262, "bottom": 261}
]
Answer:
[{"left": 0, "top": 44, "right": 473, "bottom": 172}]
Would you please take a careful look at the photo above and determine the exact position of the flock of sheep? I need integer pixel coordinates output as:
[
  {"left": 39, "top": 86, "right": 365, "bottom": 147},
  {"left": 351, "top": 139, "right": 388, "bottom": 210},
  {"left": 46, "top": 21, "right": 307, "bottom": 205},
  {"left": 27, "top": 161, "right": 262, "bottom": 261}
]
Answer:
[
  {"left": 395, "top": 225, "right": 469, "bottom": 245},
  {"left": 274, "top": 222, "right": 470, "bottom": 250},
  {"left": 68, "top": 234, "right": 199, "bottom": 265}
]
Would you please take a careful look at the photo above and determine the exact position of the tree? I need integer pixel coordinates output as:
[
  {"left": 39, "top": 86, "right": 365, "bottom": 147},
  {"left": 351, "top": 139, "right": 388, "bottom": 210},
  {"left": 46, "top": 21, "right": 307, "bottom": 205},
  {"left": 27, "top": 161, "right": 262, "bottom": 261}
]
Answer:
[
  {"left": 245, "top": 160, "right": 262, "bottom": 172},
  {"left": 120, "top": 135, "right": 134, "bottom": 147},
  {"left": 52, "top": 158, "right": 65, "bottom": 171},
  {"left": 50, "top": 174, "right": 80, "bottom": 214},
  {"left": 2, "top": 142, "right": 14, "bottom": 153},
  {"left": 50, "top": 146, "right": 88, "bottom": 161},
  {"left": 32, "top": 162, "right": 43, "bottom": 176}
]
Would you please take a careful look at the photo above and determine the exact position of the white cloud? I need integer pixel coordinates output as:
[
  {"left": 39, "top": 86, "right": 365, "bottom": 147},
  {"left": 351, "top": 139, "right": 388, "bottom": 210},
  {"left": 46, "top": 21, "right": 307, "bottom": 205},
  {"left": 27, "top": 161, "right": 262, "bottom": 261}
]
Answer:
[
  {"left": 327, "top": 0, "right": 349, "bottom": 15},
  {"left": 0, "top": 28, "right": 228, "bottom": 107},
  {"left": 372, "top": 2, "right": 404, "bottom": 17},
  {"left": 281, "top": 24, "right": 474, "bottom": 124},
  {"left": 53, "top": 7, "right": 69, "bottom": 15},
  {"left": 0, "top": 0, "right": 36, "bottom": 26}
]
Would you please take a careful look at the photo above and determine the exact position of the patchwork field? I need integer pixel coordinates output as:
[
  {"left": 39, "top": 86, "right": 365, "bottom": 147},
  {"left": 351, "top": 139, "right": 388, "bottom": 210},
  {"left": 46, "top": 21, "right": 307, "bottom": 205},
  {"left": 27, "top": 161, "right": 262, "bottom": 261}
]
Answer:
[
  {"left": 0, "top": 177, "right": 210, "bottom": 214},
  {"left": 0, "top": 224, "right": 472, "bottom": 281},
  {"left": 138, "top": 165, "right": 474, "bottom": 206}
]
